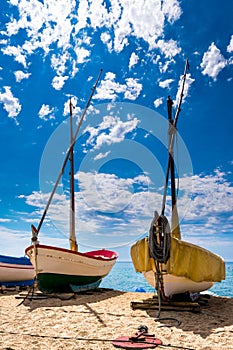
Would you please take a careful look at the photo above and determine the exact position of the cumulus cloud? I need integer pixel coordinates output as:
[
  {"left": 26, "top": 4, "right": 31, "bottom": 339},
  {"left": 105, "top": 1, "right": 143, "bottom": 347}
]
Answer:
[
  {"left": 2, "top": 45, "right": 27, "bottom": 68},
  {"left": 200, "top": 43, "right": 227, "bottom": 81},
  {"left": 156, "top": 39, "right": 181, "bottom": 58},
  {"left": 0, "top": 86, "right": 21, "bottom": 118},
  {"left": 52, "top": 75, "right": 68, "bottom": 90},
  {"left": 94, "top": 72, "right": 142, "bottom": 101},
  {"left": 227, "top": 35, "right": 233, "bottom": 53},
  {"left": 159, "top": 78, "right": 174, "bottom": 89},
  {"left": 94, "top": 151, "right": 111, "bottom": 160},
  {"left": 75, "top": 47, "right": 91, "bottom": 64},
  {"left": 100, "top": 32, "right": 113, "bottom": 51},
  {"left": 162, "top": 0, "right": 182, "bottom": 24},
  {"left": 85, "top": 114, "right": 140, "bottom": 149},
  {"left": 154, "top": 97, "right": 163, "bottom": 108},
  {"left": 14, "top": 70, "right": 31, "bottom": 82},
  {"left": 179, "top": 169, "right": 233, "bottom": 221},
  {"left": 18, "top": 166, "right": 233, "bottom": 248},
  {"left": 173, "top": 73, "right": 195, "bottom": 106},
  {"left": 38, "top": 104, "right": 55, "bottom": 121},
  {"left": 1, "top": 0, "right": 182, "bottom": 85},
  {"left": 129, "top": 52, "right": 139, "bottom": 69}
]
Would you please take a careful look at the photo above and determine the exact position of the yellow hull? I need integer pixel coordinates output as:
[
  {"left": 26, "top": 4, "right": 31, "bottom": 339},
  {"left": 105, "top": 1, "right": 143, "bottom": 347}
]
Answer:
[{"left": 131, "top": 237, "right": 225, "bottom": 297}]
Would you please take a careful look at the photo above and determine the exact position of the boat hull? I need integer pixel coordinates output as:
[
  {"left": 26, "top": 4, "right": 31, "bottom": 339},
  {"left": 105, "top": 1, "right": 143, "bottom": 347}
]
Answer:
[
  {"left": 0, "top": 255, "right": 35, "bottom": 286},
  {"left": 143, "top": 270, "right": 214, "bottom": 297},
  {"left": 25, "top": 244, "right": 118, "bottom": 293},
  {"left": 131, "top": 237, "right": 225, "bottom": 298}
]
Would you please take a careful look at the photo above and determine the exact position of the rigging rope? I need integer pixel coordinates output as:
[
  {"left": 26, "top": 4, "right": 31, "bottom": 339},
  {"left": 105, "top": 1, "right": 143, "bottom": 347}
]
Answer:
[{"left": 148, "top": 59, "right": 189, "bottom": 318}]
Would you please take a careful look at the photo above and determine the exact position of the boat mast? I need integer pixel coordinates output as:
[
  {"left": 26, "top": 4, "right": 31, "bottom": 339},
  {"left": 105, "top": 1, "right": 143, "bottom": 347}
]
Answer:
[
  {"left": 168, "top": 97, "right": 180, "bottom": 239},
  {"left": 69, "top": 99, "right": 77, "bottom": 251},
  {"left": 161, "top": 59, "right": 189, "bottom": 239},
  {"left": 31, "top": 69, "right": 103, "bottom": 241}
]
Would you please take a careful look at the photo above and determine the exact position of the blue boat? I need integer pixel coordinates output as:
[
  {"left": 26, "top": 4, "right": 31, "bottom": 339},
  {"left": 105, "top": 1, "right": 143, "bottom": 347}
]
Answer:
[{"left": 0, "top": 254, "right": 35, "bottom": 287}]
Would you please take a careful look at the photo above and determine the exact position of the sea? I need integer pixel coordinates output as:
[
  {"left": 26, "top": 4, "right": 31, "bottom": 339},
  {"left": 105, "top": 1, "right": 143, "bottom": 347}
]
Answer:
[{"left": 100, "top": 261, "right": 233, "bottom": 298}]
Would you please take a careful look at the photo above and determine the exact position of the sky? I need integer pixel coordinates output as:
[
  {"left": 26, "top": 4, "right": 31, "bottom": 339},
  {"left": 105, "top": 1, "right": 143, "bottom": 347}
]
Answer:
[{"left": 0, "top": 0, "right": 233, "bottom": 261}]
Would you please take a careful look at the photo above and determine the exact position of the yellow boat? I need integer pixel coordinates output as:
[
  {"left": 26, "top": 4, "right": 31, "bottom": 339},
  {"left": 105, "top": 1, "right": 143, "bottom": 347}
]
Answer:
[{"left": 131, "top": 61, "right": 225, "bottom": 299}]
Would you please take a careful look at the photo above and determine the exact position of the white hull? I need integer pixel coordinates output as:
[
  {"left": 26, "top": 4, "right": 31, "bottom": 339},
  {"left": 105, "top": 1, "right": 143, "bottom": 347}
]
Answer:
[
  {"left": 0, "top": 261, "right": 35, "bottom": 283},
  {"left": 26, "top": 244, "right": 117, "bottom": 276},
  {"left": 25, "top": 244, "right": 118, "bottom": 292},
  {"left": 143, "top": 270, "right": 214, "bottom": 297}
]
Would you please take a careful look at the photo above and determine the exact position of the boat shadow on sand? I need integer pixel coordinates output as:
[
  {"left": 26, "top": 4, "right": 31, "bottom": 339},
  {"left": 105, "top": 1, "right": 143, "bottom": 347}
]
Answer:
[
  {"left": 143, "top": 295, "right": 233, "bottom": 338},
  {"left": 16, "top": 287, "right": 124, "bottom": 309},
  {"left": 15, "top": 287, "right": 125, "bottom": 327}
]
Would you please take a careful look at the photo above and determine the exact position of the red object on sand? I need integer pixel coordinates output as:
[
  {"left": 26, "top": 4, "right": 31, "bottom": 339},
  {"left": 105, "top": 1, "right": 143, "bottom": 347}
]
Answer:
[{"left": 112, "top": 332, "right": 162, "bottom": 349}]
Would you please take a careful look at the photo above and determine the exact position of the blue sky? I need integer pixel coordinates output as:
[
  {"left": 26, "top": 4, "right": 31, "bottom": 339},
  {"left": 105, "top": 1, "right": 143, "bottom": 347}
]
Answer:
[{"left": 0, "top": 0, "right": 232, "bottom": 261}]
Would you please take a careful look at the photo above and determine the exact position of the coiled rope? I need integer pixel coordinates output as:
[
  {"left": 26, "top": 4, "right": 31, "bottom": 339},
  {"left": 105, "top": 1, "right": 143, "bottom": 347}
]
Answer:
[
  {"left": 149, "top": 213, "right": 171, "bottom": 264},
  {"left": 149, "top": 212, "right": 171, "bottom": 316}
]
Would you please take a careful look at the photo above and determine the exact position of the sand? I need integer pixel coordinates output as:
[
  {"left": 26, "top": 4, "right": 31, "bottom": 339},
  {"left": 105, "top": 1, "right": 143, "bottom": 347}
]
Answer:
[{"left": 0, "top": 288, "right": 232, "bottom": 350}]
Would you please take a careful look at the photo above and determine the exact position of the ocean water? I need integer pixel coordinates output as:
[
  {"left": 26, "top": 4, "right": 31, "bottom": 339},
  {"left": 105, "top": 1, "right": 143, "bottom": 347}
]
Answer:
[{"left": 101, "top": 261, "right": 233, "bottom": 298}]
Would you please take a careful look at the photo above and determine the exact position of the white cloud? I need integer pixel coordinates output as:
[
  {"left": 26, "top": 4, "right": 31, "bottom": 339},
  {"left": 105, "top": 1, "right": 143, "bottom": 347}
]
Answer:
[
  {"left": 159, "top": 78, "right": 174, "bottom": 89},
  {"left": 129, "top": 52, "right": 139, "bottom": 69},
  {"left": 51, "top": 52, "right": 70, "bottom": 76},
  {"left": 156, "top": 39, "right": 181, "bottom": 58},
  {"left": 19, "top": 170, "right": 154, "bottom": 247},
  {"left": 2, "top": 0, "right": 183, "bottom": 90},
  {"left": 154, "top": 97, "right": 163, "bottom": 108},
  {"left": 2, "top": 45, "right": 27, "bottom": 68},
  {"left": 162, "top": 0, "right": 182, "bottom": 24},
  {"left": 119, "top": 0, "right": 181, "bottom": 50},
  {"left": 187, "top": 172, "right": 232, "bottom": 216},
  {"left": 63, "top": 96, "right": 81, "bottom": 117},
  {"left": 52, "top": 75, "right": 68, "bottom": 90},
  {"left": 0, "top": 223, "right": 69, "bottom": 256},
  {"left": 83, "top": 0, "right": 182, "bottom": 53},
  {"left": 38, "top": 104, "right": 55, "bottom": 121},
  {"left": 14, "top": 70, "right": 31, "bottom": 82},
  {"left": 2, "top": 0, "right": 75, "bottom": 79},
  {"left": 85, "top": 114, "right": 139, "bottom": 150},
  {"left": 19, "top": 166, "right": 233, "bottom": 250},
  {"left": 0, "top": 226, "right": 32, "bottom": 256},
  {"left": 100, "top": 32, "right": 113, "bottom": 52},
  {"left": 200, "top": 43, "right": 227, "bottom": 81},
  {"left": 0, "top": 86, "right": 21, "bottom": 118},
  {"left": 227, "top": 35, "right": 233, "bottom": 53},
  {"left": 75, "top": 47, "right": 91, "bottom": 64},
  {"left": 124, "top": 78, "right": 142, "bottom": 100},
  {"left": 174, "top": 73, "right": 195, "bottom": 106},
  {"left": 94, "top": 72, "right": 142, "bottom": 101},
  {"left": 94, "top": 151, "right": 111, "bottom": 160}
]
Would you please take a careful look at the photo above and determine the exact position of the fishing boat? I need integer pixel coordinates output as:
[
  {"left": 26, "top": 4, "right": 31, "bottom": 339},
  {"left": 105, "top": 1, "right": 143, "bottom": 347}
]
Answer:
[
  {"left": 0, "top": 254, "right": 34, "bottom": 287},
  {"left": 131, "top": 60, "right": 225, "bottom": 299},
  {"left": 26, "top": 71, "right": 118, "bottom": 293}
]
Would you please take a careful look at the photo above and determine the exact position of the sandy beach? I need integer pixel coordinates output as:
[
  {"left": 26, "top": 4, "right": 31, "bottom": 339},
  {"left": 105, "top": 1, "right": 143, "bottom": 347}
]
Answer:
[{"left": 0, "top": 288, "right": 232, "bottom": 350}]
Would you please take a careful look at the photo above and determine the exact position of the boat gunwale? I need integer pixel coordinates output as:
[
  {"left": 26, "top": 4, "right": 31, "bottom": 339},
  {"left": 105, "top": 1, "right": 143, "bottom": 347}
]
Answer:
[
  {"left": 25, "top": 244, "right": 119, "bottom": 261},
  {"left": 0, "top": 263, "right": 34, "bottom": 270}
]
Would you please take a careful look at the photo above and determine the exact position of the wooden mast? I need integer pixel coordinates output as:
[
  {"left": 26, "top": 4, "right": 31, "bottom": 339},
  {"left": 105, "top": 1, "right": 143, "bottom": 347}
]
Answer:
[
  {"left": 161, "top": 59, "right": 189, "bottom": 239},
  {"left": 32, "top": 69, "right": 103, "bottom": 240},
  {"left": 69, "top": 98, "right": 77, "bottom": 251},
  {"left": 168, "top": 98, "right": 181, "bottom": 239},
  {"left": 170, "top": 59, "right": 189, "bottom": 239}
]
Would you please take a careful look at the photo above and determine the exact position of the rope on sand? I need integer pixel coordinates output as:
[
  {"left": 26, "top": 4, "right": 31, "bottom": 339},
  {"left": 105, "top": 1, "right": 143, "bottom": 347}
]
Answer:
[{"left": 0, "top": 330, "right": 195, "bottom": 350}]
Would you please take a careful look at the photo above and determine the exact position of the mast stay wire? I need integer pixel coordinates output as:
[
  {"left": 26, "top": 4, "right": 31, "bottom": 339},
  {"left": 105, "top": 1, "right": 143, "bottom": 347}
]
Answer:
[{"left": 32, "top": 69, "right": 103, "bottom": 238}]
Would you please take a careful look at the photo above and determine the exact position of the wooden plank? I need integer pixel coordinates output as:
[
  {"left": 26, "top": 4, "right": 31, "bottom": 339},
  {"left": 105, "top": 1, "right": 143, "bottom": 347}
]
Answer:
[{"left": 131, "top": 299, "right": 201, "bottom": 312}]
